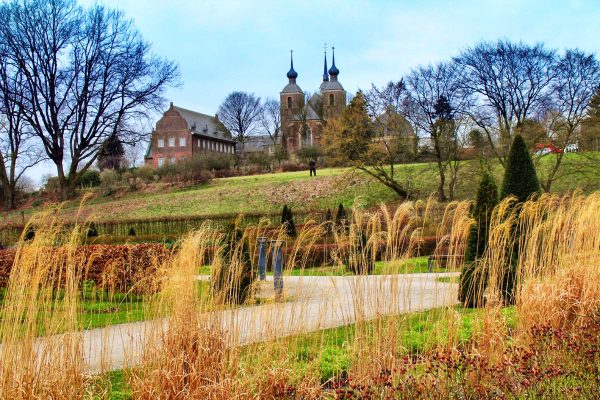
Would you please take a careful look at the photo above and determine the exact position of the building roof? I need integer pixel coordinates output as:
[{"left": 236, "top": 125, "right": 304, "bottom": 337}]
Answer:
[
  {"left": 320, "top": 80, "right": 344, "bottom": 91},
  {"left": 243, "top": 135, "right": 277, "bottom": 152},
  {"left": 281, "top": 82, "right": 303, "bottom": 94},
  {"left": 172, "top": 105, "right": 233, "bottom": 142}
]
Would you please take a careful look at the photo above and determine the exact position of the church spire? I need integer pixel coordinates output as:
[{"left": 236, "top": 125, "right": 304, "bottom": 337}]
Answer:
[
  {"left": 286, "top": 50, "right": 298, "bottom": 81},
  {"left": 322, "top": 44, "right": 329, "bottom": 82},
  {"left": 328, "top": 46, "right": 339, "bottom": 79}
]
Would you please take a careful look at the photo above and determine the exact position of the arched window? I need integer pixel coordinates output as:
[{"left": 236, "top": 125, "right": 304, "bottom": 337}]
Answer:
[
  {"left": 287, "top": 96, "right": 292, "bottom": 109},
  {"left": 329, "top": 94, "right": 334, "bottom": 106}
]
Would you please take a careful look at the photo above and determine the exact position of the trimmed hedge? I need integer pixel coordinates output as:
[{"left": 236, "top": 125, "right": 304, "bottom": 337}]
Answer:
[{"left": 0, "top": 244, "right": 169, "bottom": 293}]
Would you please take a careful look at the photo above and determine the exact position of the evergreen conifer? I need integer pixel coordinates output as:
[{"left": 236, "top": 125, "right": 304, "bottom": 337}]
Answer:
[
  {"left": 499, "top": 134, "right": 541, "bottom": 304},
  {"left": 459, "top": 171, "right": 498, "bottom": 307},
  {"left": 501, "top": 134, "right": 541, "bottom": 202}
]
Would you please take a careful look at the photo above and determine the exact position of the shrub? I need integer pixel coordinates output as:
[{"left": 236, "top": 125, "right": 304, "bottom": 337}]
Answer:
[
  {"left": 279, "top": 161, "right": 305, "bottom": 172},
  {"left": 99, "top": 169, "right": 122, "bottom": 193},
  {"left": 295, "top": 145, "right": 323, "bottom": 165},
  {"left": 459, "top": 171, "right": 498, "bottom": 307},
  {"left": 77, "top": 169, "right": 101, "bottom": 188},
  {"left": 212, "top": 222, "right": 254, "bottom": 305},
  {"left": 87, "top": 222, "right": 99, "bottom": 238},
  {"left": 281, "top": 205, "right": 297, "bottom": 237},
  {"left": 128, "top": 227, "right": 136, "bottom": 236},
  {"left": 0, "top": 244, "right": 169, "bottom": 293},
  {"left": 335, "top": 204, "right": 348, "bottom": 232},
  {"left": 499, "top": 134, "right": 541, "bottom": 305},
  {"left": 501, "top": 134, "right": 541, "bottom": 202}
]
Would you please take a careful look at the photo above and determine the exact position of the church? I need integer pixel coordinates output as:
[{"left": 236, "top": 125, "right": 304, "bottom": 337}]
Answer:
[{"left": 281, "top": 47, "right": 347, "bottom": 154}]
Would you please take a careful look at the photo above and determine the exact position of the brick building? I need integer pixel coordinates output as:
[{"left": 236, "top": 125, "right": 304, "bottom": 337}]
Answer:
[
  {"left": 144, "top": 103, "right": 235, "bottom": 168},
  {"left": 281, "top": 48, "right": 347, "bottom": 154}
]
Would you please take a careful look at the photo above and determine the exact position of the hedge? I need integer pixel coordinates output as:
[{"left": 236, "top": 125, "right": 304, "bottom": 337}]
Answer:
[{"left": 0, "top": 244, "right": 170, "bottom": 293}]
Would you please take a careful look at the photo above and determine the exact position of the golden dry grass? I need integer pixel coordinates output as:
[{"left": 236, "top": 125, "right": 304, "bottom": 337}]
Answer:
[{"left": 0, "top": 193, "right": 598, "bottom": 398}]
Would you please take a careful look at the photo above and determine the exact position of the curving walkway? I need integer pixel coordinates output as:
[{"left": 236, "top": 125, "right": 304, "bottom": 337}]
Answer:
[{"left": 81, "top": 272, "right": 459, "bottom": 373}]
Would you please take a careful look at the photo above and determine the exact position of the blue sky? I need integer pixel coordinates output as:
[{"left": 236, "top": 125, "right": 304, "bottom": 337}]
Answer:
[{"left": 30, "top": 0, "right": 600, "bottom": 183}]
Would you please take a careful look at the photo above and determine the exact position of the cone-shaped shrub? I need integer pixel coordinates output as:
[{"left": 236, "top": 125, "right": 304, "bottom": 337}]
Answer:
[
  {"left": 501, "top": 134, "right": 541, "bottom": 202},
  {"left": 459, "top": 171, "right": 498, "bottom": 307},
  {"left": 325, "top": 209, "right": 333, "bottom": 233},
  {"left": 128, "top": 227, "right": 136, "bottom": 236},
  {"left": 213, "top": 222, "right": 254, "bottom": 305},
  {"left": 281, "top": 205, "right": 297, "bottom": 237},
  {"left": 499, "top": 134, "right": 541, "bottom": 305},
  {"left": 87, "top": 222, "right": 99, "bottom": 238},
  {"left": 336, "top": 204, "right": 347, "bottom": 225}
]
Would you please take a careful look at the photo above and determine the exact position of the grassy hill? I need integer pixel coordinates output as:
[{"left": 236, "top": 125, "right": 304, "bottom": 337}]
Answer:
[{"left": 3, "top": 154, "right": 600, "bottom": 227}]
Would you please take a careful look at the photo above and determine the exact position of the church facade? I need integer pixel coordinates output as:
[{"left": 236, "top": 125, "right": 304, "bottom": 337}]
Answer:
[{"left": 280, "top": 48, "right": 347, "bottom": 154}]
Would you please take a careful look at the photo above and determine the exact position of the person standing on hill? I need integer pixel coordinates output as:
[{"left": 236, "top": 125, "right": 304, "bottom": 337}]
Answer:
[{"left": 309, "top": 159, "right": 317, "bottom": 176}]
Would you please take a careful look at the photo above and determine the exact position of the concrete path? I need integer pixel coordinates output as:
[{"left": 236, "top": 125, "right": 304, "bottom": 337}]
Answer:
[{"left": 82, "top": 272, "right": 459, "bottom": 373}]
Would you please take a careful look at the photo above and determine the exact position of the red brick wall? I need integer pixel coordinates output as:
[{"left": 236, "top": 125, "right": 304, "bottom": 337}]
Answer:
[{"left": 147, "top": 108, "right": 193, "bottom": 167}]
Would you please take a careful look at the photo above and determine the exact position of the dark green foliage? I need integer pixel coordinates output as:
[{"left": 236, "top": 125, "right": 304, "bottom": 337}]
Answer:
[
  {"left": 501, "top": 134, "right": 541, "bottom": 202},
  {"left": 213, "top": 222, "right": 254, "bottom": 305},
  {"left": 324, "top": 209, "right": 333, "bottom": 233},
  {"left": 498, "top": 134, "right": 541, "bottom": 305},
  {"left": 459, "top": 172, "right": 498, "bottom": 307},
  {"left": 24, "top": 225, "right": 35, "bottom": 241},
  {"left": 97, "top": 133, "right": 126, "bottom": 171},
  {"left": 281, "top": 205, "right": 297, "bottom": 237},
  {"left": 87, "top": 222, "right": 99, "bottom": 238},
  {"left": 77, "top": 170, "right": 101, "bottom": 188},
  {"left": 128, "top": 227, "right": 136, "bottom": 236},
  {"left": 336, "top": 204, "right": 347, "bottom": 226}
]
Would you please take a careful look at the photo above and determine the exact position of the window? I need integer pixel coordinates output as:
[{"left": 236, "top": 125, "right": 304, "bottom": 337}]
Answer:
[
  {"left": 168, "top": 137, "right": 175, "bottom": 147},
  {"left": 287, "top": 96, "right": 292, "bottom": 109},
  {"left": 329, "top": 94, "right": 334, "bottom": 106},
  {"left": 179, "top": 137, "right": 186, "bottom": 147},
  {"left": 157, "top": 138, "right": 164, "bottom": 148},
  {"left": 158, "top": 158, "right": 164, "bottom": 167},
  {"left": 170, "top": 157, "right": 176, "bottom": 164},
  {"left": 197, "top": 138, "right": 200, "bottom": 147}
]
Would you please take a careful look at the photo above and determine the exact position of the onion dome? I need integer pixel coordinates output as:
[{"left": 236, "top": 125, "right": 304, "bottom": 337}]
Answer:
[
  {"left": 328, "top": 46, "right": 339, "bottom": 77},
  {"left": 287, "top": 50, "right": 298, "bottom": 80}
]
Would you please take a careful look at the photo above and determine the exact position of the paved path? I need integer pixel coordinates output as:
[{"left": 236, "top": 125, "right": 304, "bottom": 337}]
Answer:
[{"left": 81, "top": 272, "right": 459, "bottom": 372}]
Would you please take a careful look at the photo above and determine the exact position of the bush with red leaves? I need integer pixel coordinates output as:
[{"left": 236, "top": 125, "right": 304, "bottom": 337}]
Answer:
[{"left": 0, "top": 244, "right": 169, "bottom": 293}]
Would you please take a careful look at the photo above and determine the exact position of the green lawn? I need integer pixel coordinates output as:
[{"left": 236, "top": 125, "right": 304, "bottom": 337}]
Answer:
[
  {"left": 198, "top": 256, "right": 449, "bottom": 277},
  {"left": 98, "top": 305, "right": 516, "bottom": 398},
  {"left": 0, "top": 281, "right": 211, "bottom": 334},
  {"left": 5, "top": 153, "right": 600, "bottom": 227}
]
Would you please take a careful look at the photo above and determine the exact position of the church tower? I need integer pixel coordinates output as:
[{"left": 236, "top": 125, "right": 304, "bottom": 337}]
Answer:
[
  {"left": 280, "top": 50, "right": 305, "bottom": 152},
  {"left": 321, "top": 47, "right": 346, "bottom": 120}
]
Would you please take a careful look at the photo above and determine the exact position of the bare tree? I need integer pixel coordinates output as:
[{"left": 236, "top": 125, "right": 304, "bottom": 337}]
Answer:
[
  {"left": 0, "top": 50, "right": 43, "bottom": 209},
  {"left": 536, "top": 49, "right": 600, "bottom": 192},
  {"left": 261, "top": 98, "right": 281, "bottom": 146},
  {"left": 217, "top": 92, "right": 263, "bottom": 153},
  {"left": 0, "top": 0, "right": 179, "bottom": 199},
  {"left": 365, "top": 80, "right": 418, "bottom": 188},
  {"left": 404, "top": 62, "right": 473, "bottom": 201},
  {"left": 455, "top": 40, "right": 556, "bottom": 167}
]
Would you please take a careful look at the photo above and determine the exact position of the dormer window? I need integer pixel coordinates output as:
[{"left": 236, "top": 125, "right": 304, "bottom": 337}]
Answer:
[
  {"left": 287, "top": 97, "right": 292, "bottom": 109},
  {"left": 329, "top": 94, "right": 334, "bottom": 106}
]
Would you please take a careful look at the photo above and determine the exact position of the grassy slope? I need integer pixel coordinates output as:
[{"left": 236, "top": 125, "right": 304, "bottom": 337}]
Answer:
[{"left": 5, "top": 153, "right": 600, "bottom": 226}]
